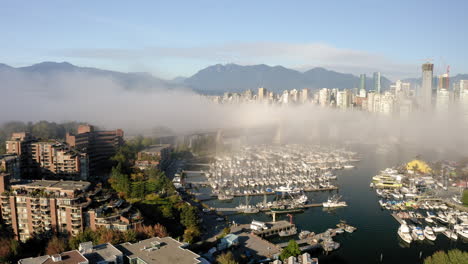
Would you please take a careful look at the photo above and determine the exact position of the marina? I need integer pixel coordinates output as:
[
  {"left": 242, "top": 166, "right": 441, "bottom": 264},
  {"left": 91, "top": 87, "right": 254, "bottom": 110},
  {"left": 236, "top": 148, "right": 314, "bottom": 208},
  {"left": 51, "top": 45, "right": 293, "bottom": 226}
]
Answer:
[{"left": 199, "top": 143, "right": 468, "bottom": 264}]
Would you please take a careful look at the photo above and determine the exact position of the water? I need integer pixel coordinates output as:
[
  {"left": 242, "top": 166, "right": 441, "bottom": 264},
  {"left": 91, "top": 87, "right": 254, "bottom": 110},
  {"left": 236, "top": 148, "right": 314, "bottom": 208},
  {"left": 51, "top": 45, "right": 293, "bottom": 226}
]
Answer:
[{"left": 197, "top": 144, "right": 468, "bottom": 263}]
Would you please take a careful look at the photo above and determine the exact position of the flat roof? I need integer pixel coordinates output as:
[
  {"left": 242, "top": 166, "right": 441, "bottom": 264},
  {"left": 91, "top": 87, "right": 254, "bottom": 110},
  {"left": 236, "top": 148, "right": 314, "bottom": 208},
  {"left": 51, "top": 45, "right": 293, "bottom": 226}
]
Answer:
[
  {"left": 117, "top": 237, "right": 201, "bottom": 264},
  {"left": 84, "top": 243, "right": 122, "bottom": 264},
  {"left": 18, "top": 250, "right": 87, "bottom": 264},
  {"left": 12, "top": 180, "right": 91, "bottom": 191}
]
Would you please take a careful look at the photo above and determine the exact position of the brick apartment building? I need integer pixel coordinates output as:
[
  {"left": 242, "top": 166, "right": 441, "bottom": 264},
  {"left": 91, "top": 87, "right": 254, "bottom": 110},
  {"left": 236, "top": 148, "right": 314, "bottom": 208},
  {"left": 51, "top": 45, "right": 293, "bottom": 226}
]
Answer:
[
  {"left": 66, "top": 125, "right": 124, "bottom": 176},
  {"left": 0, "top": 174, "right": 142, "bottom": 242},
  {"left": 5, "top": 132, "right": 89, "bottom": 180}
]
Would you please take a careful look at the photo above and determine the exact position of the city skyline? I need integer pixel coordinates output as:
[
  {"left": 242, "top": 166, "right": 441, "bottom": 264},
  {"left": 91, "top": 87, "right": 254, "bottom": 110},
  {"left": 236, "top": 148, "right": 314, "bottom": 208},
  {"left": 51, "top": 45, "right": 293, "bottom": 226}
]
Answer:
[{"left": 1, "top": 0, "right": 467, "bottom": 79}]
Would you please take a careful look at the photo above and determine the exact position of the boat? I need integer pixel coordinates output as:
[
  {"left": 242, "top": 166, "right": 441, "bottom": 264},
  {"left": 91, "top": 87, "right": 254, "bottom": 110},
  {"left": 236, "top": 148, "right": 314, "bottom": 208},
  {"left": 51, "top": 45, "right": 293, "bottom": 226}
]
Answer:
[
  {"left": 411, "top": 226, "right": 425, "bottom": 241},
  {"left": 424, "top": 217, "right": 434, "bottom": 224},
  {"left": 270, "top": 205, "right": 304, "bottom": 214},
  {"left": 398, "top": 224, "right": 412, "bottom": 244},
  {"left": 323, "top": 195, "right": 348, "bottom": 208},
  {"left": 456, "top": 226, "right": 468, "bottom": 240},
  {"left": 423, "top": 226, "right": 437, "bottom": 241},
  {"left": 344, "top": 225, "right": 356, "bottom": 233},
  {"left": 218, "top": 194, "right": 234, "bottom": 201},
  {"left": 279, "top": 226, "right": 297, "bottom": 237},
  {"left": 432, "top": 226, "right": 447, "bottom": 233},
  {"left": 298, "top": 230, "right": 312, "bottom": 239},
  {"left": 443, "top": 230, "right": 458, "bottom": 240},
  {"left": 343, "top": 164, "right": 355, "bottom": 169}
]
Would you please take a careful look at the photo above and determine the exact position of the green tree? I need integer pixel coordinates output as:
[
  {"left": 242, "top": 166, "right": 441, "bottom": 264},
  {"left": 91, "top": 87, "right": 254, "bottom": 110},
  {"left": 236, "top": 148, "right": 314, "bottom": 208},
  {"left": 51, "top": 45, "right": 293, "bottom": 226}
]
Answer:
[
  {"left": 69, "top": 229, "right": 98, "bottom": 249},
  {"left": 180, "top": 205, "right": 199, "bottom": 228},
  {"left": 462, "top": 189, "right": 468, "bottom": 206},
  {"left": 183, "top": 225, "right": 201, "bottom": 243},
  {"left": 216, "top": 251, "right": 238, "bottom": 264},
  {"left": 280, "top": 240, "right": 301, "bottom": 261},
  {"left": 424, "top": 249, "right": 468, "bottom": 264}
]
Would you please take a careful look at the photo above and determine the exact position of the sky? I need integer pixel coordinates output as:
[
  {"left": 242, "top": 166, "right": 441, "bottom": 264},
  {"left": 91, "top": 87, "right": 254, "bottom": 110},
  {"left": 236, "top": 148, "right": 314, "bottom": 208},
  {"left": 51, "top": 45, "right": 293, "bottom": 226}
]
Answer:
[{"left": 1, "top": 0, "right": 467, "bottom": 80}]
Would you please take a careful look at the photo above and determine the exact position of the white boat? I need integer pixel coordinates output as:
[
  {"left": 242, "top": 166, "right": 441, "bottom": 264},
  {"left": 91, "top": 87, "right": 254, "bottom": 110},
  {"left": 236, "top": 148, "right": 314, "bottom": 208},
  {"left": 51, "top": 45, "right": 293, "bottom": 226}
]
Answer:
[
  {"left": 425, "top": 217, "right": 434, "bottom": 224},
  {"left": 423, "top": 226, "right": 437, "bottom": 241},
  {"left": 323, "top": 195, "right": 348, "bottom": 208},
  {"left": 443, "top": 230, "right": 458, "bottom": 240},
  {"left": 432, "top": 226, "right": 447, "bottom": 233},
  {"left": 456, "top": 227, "right": 468, "bottom": 240},
  {"left": 398, "top": 224, "right": 412, "bottom": 244},
  {"left": 343, "top": 164, "right": 355, "bottom": 169},
  {"left": 412, "top": 227, "right": 425, "bottom": 241}
]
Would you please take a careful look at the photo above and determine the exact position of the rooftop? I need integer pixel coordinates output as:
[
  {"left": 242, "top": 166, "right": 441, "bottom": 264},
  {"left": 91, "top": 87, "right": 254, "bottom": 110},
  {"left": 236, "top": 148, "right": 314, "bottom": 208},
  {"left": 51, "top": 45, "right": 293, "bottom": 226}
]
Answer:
[
  {"left": 82, "top": 242, "right": 123, "bottom": 264},
  {"left": 11, "top": 180, "right": 91, "bottom": 191},
  {"left": 18, "top": 250, "right": 88, "bottom": 264},
  {"left": 117, "top": 237, "right": 201, "bottom": 264}
]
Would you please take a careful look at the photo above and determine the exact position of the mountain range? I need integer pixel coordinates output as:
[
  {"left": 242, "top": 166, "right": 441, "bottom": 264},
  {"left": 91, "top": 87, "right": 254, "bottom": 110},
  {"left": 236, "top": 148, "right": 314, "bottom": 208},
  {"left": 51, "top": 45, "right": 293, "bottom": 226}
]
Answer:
[{"left": 4, "top": 61, "right": 464, "bottom": 95}]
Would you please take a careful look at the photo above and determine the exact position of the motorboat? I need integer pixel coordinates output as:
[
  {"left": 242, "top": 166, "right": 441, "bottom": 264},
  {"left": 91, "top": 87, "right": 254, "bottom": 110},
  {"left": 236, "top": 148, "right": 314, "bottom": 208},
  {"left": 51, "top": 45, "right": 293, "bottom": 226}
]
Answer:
[
  {"left": 425, "top": 217, "right": 434, "bottom": 224},
  {"left": 323, "top": 195, "right": 347, "bottom": 208},
  {"left": 398, "top": 224, "right": 412, "bottom": 244},
  {"left": 423, "top": 226, "right": 437, "bottom": 241},
  {"left": 411, "top": 226, "right": 425, "bottom": 241},
  {"left": 432, "top": 226, "right": 447, "bottom": 233},
  {"left": 443, "top": 230, "right": 458, "bottom": 240}
]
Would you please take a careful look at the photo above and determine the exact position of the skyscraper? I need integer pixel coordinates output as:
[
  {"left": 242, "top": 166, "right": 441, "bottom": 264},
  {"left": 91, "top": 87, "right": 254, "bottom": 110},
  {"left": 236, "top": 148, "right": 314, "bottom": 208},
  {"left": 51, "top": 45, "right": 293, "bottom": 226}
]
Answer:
[
  {"left": 258, "top": 87, "right": 267, "bottom": 101},
  {"left": 420, "top": 63, "right": 434, "bottom": 111},
  {"left": 373, "top": 72, "right": 381, "bottom": 93},
  {"left": 360, "top": 74, "right": 366, "bottom": 91}
]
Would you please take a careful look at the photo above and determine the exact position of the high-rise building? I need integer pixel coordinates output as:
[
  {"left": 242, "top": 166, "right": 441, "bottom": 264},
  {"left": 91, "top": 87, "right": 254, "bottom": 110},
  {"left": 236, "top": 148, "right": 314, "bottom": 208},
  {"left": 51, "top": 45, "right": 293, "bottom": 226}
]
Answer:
[
  {"left": 373, "top": 72, "right": 381, "bottom": 93},
  {"left": 438, "top": 74, "right": 449, "bottom": 90},
  {"left": 420, "top": 63, "right": 434, "bottom": 111},
  {"left": 360, "top": 74, "right": 366, "bottom": 91},
  {"left": 459, "top": 80, "right": 468, "bottom": 122},
  {"left": 257, "top": 87, "right": 267, "bottom": 101},
  {"left": 300, "top": 88, "right": 309, "bottom": 103},
  {"left": 336, "top": 89, "right": 352, "bottom": 109},
  {"left": 318, "top": 88, "right": 330, "bottom": 107},
  {"left": 66, "top": 125, "right": 124, "bottom": 176}
]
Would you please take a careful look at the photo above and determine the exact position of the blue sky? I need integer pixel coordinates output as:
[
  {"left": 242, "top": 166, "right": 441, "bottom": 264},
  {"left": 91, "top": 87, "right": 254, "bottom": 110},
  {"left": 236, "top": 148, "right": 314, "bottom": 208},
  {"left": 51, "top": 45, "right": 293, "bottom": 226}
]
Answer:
[{"left": 0, "top": 0, "right": 467, "bottom": 79}]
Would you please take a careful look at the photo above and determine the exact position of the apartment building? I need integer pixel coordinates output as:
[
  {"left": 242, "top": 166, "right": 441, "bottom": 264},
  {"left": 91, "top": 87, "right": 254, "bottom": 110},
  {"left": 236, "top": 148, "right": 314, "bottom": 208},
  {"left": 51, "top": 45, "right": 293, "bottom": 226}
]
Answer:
[
  {"left": 0, "top": 175, "right": 142, "bottom": 242},
  {"left": 6, "top": 133, "right": 89, "bottom": 180},
  {"left": 0, "top": 176, "right": 92, "bottom": 241},
  {"left": 0, "top": 154, "right": 21, "bottom": 179},
  {"left": 66, "top": 125, "right": 124, "bottom": 176},
  {"left": 135, "top": 144, "right": 172, "bottom": 171}
]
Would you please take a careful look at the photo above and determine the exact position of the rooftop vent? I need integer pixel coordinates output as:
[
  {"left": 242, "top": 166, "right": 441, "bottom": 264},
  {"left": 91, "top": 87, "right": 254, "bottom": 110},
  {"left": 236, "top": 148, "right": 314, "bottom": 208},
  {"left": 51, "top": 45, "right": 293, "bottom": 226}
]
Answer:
[{"left": 51, "top": 254, "right": 62, "bottom": 262}]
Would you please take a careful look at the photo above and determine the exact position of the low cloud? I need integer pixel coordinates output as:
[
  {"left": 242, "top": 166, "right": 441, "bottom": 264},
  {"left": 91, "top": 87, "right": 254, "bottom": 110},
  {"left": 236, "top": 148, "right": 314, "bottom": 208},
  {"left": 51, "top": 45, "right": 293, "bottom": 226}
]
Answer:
[{"left": 1, "top": 69, "right": 467, "bottom": 158}]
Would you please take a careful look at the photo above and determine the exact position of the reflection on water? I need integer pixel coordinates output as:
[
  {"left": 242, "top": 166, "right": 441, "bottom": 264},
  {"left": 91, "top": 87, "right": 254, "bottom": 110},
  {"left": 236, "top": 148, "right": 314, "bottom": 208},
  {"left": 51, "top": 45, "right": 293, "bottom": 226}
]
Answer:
[{"left": 195, "top": 144, "right": 468, "bottom": 264}]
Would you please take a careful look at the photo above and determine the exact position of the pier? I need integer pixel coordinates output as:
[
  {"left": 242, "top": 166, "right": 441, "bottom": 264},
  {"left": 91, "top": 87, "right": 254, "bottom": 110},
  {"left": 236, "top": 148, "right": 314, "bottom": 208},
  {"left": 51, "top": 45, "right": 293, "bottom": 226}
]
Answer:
[{"left": 212, "top": 203, "right": 323, "bottom": 214}]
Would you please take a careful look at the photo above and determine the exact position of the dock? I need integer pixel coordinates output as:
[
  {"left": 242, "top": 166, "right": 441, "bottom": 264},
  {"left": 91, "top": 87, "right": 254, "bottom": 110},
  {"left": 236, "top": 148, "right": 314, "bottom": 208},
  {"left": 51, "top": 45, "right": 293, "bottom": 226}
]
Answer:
[{"left": 212, "top": 203, "right": 323, "bottom": 214}]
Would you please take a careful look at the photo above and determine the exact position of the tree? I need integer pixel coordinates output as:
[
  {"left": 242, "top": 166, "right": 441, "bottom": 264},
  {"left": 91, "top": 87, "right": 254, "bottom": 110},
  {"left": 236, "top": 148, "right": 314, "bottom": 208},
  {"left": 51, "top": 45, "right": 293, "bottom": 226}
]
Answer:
[
  {"left": 216, "top": 251, "right": 238, "bottom": 264},
  {"left": 69, "top": 229, "right": 97, "bottom": 249},
  {"left": 180, "top": 205, "right": 199, "bottom": 228},
  {"left": 424, "top": 249, "right": 468, "bottom": 264},
  {"left": 183, "top": 225, "right": 201, "bottom": 243},
  {"left": 280, "top": 240, "right": 301, "bottom": 261},
  {"left": 462, "top": 189, "right": 468, "bottom": 206},
  {"left": 46, "top": 236, "right": 68, "bottom": 255}
]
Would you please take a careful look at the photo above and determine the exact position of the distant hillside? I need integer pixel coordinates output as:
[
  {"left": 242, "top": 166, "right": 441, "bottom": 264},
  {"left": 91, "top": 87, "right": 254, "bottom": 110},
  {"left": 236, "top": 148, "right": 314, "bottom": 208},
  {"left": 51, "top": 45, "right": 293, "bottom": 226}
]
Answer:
[
  {"left": 184, "top": 63, "right": 392, "bottom": 94},
  {"left": 0, "top": 61, "right": 177, "bottom": 91}
]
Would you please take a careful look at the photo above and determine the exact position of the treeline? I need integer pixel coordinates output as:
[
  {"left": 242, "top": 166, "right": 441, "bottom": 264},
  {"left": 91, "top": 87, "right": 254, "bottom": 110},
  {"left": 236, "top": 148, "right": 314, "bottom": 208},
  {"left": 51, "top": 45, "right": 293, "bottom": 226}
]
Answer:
[
  {"left": 424, "top": 249, "right": 467, "bottom": 264},
  {"left": 0, "top": 221, "right": 168, "bottom": 263},
  {"left": 108, "top": 137, "right": 201, "bottom": 243},
  {"left": 0, "top": 121, "right": 87, "bottom": 154}
]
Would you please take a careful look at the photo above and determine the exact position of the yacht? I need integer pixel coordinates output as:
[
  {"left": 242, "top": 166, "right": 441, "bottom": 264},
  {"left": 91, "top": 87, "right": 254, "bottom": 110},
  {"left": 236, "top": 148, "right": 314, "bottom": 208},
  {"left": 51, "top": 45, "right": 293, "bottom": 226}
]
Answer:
[
  {"left": 432, "top": 226, "right": 447, "bottom": 233},
  {"left": 218, "top": 194, "right": 234, "bottom": 201},
  {"left": 443, "top": 229, "right": 458, "bottom": 240},
  {"left": 343, "top": 164, "right": 355, "bottom": 169},
  {"left": 423, "top": 226, "right": 437, "bottom": 241},
  {"left": 411, "top": 226, "right": 425, "bottom": 241},
  {"left": 323, "top": 195, "right": 348, "bottom": 208},
  {"left": 279, "top": 226, "right": 297, "bottom": 237},
  {"left": 398, "top": 223, "right": 413, "bottom": 244},
  {"left": 456, "top": 226, "right": 468, "bottom": 240},
  {"left": 424, "top": 217, "right": 434, "bottom": 224}
]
